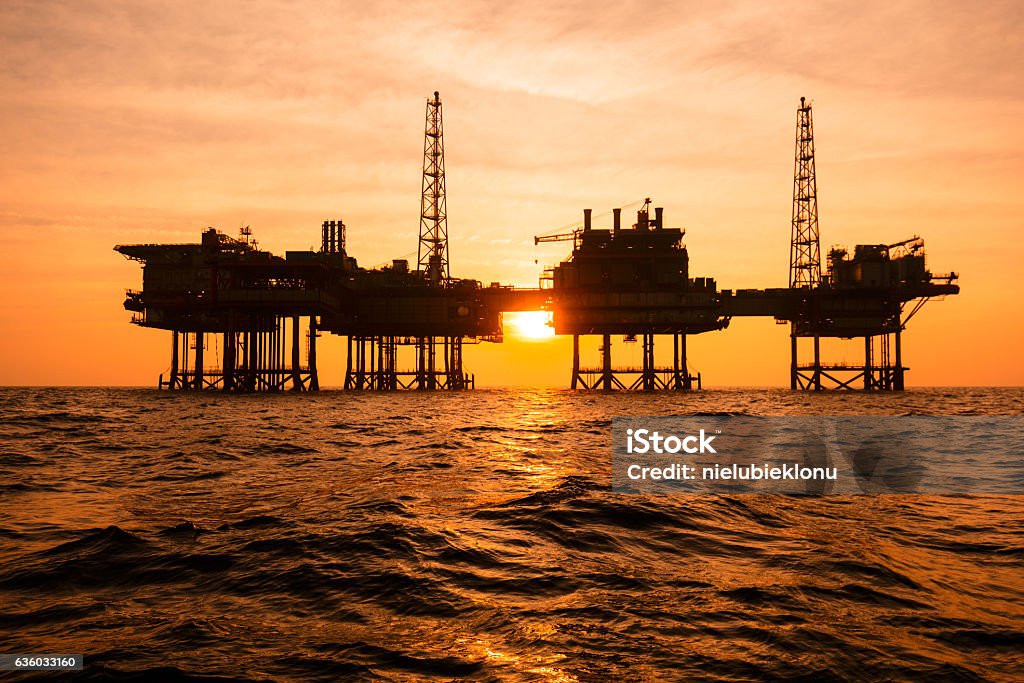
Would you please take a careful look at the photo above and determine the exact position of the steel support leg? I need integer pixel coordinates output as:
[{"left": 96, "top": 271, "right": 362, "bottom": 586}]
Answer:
[
  {"left": 194, "top": 332, "right": 204, "bottom": 390},
  {"left": 681, "top": 334, "right": 691, "bottom": 391},
  {"left": 813, "top": 336, "right": 821, "bottom": 390},
  {"left": 602, "top": 334, "right": 612, "bottom": 391},
  {"left": 864, "top": 336, "right": 872, "bottom": 390},
  {"left": 895, "top": 327, "right": 904, "bottom": 390},
  {"left": 789, "top": 328, "right": 798, "bottom": 390},
  {"left": 169, "top": 330, "right": 179, "bottom": 390},
  {"left": 308, "top": 316, "right": 319, "bottom": 391},
  {"left": 571, "top": 335, "right": 580, "bottom": 389},
  {"left": 642, "top": 334, "right": 654, "bottom": 391},
  {"left": 291, "top": 316, "right": 302, "bottom": 390}
]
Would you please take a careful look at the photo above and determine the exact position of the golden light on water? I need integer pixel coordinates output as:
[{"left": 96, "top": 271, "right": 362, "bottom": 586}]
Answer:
[{"left": 505, "top": 312, "right": 555, "bottom": 341}]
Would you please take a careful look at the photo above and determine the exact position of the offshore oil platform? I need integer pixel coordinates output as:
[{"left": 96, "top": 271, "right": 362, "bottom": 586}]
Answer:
[
  {"left": 116, "top": 94, "right": 959, "bottom": 391},
  {"left": 536, "top": 202, "right": 726, "bottom": 391}
]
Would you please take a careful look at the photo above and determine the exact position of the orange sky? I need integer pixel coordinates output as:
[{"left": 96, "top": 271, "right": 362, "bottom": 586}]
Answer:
[{"left": 1, "top": 0, "right": 1021, "bottom": 387}]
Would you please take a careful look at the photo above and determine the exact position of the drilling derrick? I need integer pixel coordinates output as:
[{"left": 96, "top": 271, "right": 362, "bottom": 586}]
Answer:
[
  {"left": 418, "top": 91, "right": 449, "bottom": 286},
  {"left": 410, "top": 90, "right": 463, "bottom": 388},
  {"left": 790, "top": 97, "right": 821, "bottom": 289},
  {"left": 788, "top": 97, "right": 824, "bottom": 388}
]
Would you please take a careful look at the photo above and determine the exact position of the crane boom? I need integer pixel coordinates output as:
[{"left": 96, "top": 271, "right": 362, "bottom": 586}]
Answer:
[{"left": 534, "top": 231, "right": 580, "bottom": 245}]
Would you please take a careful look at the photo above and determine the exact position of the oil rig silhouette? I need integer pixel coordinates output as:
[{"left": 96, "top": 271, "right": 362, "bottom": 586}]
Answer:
[{"left": 116, "top": 94, "right": 959, "bottom": 391}]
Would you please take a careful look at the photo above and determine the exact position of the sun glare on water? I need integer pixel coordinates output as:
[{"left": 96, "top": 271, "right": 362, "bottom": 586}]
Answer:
[{"left": 506, "top": 311, "right": 555, "bottom": 341}]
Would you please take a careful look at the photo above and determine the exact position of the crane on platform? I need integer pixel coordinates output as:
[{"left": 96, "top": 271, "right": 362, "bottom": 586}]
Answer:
[
  {"left": 534, "top": 231, "right": 579, "bottom": 245},
  {"left": 532, "top": 198, "right": 651, "bottom": 246}
]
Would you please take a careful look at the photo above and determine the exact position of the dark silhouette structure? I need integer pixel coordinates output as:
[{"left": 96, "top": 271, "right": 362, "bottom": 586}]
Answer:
[
  {"left": 537, "top": 200, "right": 724, "bottom": 390},
  {"left": 118, "top": 228, "right": 324, "bottom": 392},
  {"left": 342, "top": 92, "right": 482, "bottom": 390},
  {"left": 782, "top": 98, "right": 958, "bottom": 390},
  {"left": 116, "top": 96, "right": 959, "bottom": 391}
]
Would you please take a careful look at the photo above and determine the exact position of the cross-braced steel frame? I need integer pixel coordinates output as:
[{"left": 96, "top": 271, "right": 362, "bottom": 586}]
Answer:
[
  {"left": 162, "top": 315, "right": 319, "bottom": 392},
  {"left": 570, "top": 333, "right": 700, "bottom": 391},
  {"left": 344, "top": 336, "right": 473, "bottom": 390},
  {"left": 791, "top": 330, "right": 906, "bottom": 391}
]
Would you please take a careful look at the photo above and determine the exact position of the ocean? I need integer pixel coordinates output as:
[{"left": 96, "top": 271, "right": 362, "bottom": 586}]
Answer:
[{"left": 0, "top": 387, "right": 1021, "bottom": 681}]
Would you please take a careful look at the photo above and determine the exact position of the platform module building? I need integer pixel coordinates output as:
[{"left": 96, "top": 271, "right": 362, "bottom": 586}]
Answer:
[
  {"left": 540, "top": 200, "right": 729, "bottom": 390},
  {"left": 785, "top": 237, "right": 958, "bottom": 390},
  {"left": 116, "top": 224, "right": 353, "bottom": 391},
  {"left": 330, "top": 258, "right": 503, "bottom": 391}
]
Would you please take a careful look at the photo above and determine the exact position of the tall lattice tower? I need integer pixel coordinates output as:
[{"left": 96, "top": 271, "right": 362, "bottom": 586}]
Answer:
[
  {"left": 418, "top": 91, "right": 449, "bottom": 286},
  {"left": 789, "top": 97, "right": 821, "bottom": 289}
]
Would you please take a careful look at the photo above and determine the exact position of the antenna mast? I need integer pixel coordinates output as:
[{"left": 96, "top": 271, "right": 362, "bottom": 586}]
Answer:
[
  {"left": 789, "top": 97, "right": 821, "bottom": 288},
  {"left": 418, "top": 91, "right": 449, "bottom": 286}
]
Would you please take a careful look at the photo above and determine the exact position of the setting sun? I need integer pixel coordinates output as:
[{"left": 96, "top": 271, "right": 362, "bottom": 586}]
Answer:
[{"left": 505, "top": 311, "right": 555, "bottom": 341}]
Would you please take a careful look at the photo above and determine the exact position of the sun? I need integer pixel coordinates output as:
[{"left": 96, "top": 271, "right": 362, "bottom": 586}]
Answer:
[{"left": 506, "top": 311, "right": 555, "bottom": 341}]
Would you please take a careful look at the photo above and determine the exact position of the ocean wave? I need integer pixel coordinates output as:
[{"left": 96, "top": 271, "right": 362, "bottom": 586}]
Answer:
[{"left": 0, "top": 387, "right": 1021, "bottom": 681}]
